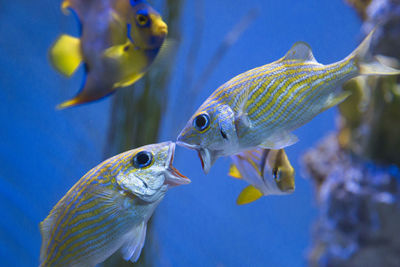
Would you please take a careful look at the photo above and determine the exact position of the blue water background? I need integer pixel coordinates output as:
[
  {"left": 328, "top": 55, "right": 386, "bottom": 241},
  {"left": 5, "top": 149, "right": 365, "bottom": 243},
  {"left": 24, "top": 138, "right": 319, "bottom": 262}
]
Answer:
[{"left": 0, "top": 0, "right": 359, "bottom": 266}]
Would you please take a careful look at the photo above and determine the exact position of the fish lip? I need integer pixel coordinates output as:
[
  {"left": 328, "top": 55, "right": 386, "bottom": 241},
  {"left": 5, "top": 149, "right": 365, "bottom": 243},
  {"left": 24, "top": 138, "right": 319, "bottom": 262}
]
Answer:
[
  {"left": 158, "top": 27, "right": 168, "bottom": 35},
  {"left": 176, "top": 140, "right": 199, "bottom": 150},
  {"left": 165, "top": 142, "right": 190, "bottom": 187}
]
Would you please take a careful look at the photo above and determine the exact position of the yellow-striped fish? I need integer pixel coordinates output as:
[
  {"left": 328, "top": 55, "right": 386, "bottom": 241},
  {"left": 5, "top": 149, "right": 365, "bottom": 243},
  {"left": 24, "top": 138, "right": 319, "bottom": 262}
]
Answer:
[
  {"left": 229, "top": 148, "right": 294, "bottom": 205},
  {"left": 177, "top": 29, "right": 400, "bottom": 173},
  {"left": 50, "top": 0, "right": 168, "bottom": 109},
  {"left": 40, "top": 142, "right": 189, "bottom": 266}
]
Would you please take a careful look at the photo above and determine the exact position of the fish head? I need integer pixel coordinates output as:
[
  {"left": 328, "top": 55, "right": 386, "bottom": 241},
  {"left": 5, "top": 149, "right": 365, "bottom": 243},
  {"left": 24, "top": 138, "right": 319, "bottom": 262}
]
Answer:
[
  {"left": 116, "top": 141, "right": 190, "bottom": 202},
  {"left": 271, "top": 149, "right": 295, "bottom": 193},
  {"left": 177, "top": 104, "right": 238, "bottom": 174},
  {"left": 129, "top": 0, "right": 168, "bottom": 50}
]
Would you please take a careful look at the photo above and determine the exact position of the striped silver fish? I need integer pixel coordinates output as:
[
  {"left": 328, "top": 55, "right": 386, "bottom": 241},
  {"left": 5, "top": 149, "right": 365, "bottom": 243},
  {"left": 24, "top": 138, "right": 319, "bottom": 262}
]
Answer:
[
  {"left": 39, "top": 142, "right": 189, "bottom": 267},
  {"left": 228, "top": 148, "right": 295, "bottom": 205},
  {"left": 177, "top": 29, "right": 400, "bottom": 173}
]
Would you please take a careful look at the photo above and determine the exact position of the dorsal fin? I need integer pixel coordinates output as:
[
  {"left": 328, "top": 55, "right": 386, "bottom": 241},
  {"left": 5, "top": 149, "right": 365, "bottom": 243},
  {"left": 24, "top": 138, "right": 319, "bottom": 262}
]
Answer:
[
  {"left": 228, "top": 164, "right": 242, "bottom": 179},
  {"left": 282, "top": 42, "right": 317, "bottom": 62}
]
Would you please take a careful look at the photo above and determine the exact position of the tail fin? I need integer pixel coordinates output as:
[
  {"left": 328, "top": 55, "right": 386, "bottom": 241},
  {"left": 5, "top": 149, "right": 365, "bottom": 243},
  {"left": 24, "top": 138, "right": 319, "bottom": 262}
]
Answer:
[{"left": 349, "top": 28, "right": 400, "bottom": 76}]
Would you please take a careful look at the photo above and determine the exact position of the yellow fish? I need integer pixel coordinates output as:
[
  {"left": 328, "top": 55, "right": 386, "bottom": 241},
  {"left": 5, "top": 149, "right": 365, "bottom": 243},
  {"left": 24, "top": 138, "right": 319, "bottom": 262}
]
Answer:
[
  {"left": 50, "top": 0, "right": 168, "bottom": 109},
  {"left": 229, "top": 148, "right": 295, "bottom": 205},
  {"left": 39, "top": 142, "right": 189, "bottom": 266}
]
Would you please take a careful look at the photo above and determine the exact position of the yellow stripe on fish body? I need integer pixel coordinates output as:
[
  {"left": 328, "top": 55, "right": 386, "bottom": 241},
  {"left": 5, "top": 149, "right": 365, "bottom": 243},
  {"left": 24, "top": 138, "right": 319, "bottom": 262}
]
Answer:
[
  {"left": 41, "top": 153, "right": 133, "bottom": 266},
  {"left": 255, "top": 63, "right": 348, "bottom": 123},
  {"left": 201, "top": 57, "right": 357, "bottom": 140},
  {"left": 274, "top": 60, "right": 355, "bottom": 128}
]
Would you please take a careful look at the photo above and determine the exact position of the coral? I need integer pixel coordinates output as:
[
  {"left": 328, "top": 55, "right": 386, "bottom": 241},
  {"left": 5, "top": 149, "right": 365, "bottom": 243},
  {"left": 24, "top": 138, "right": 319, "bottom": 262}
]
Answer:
[{"left": 304, "top": 135, "right": 400, "bottom": 267}]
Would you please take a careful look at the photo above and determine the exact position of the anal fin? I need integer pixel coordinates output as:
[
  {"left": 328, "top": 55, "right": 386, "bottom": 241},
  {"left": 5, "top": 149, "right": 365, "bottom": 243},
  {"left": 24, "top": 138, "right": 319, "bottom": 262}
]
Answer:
[
  {"left": 49, "top": 34, "right": 82, "bottom": 77},
  {"left": 237, "top": 185, "right": 263, "bottom": 205}
]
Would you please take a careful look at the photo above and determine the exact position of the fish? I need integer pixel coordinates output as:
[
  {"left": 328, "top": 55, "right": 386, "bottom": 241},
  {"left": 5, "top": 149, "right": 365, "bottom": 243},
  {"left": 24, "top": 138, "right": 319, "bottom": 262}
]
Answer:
[
  {"left": 228, "top": 148, "right": 295, "bottom": 205},
  {"left": 177, "top": 29, "right": 400, "bottom": 173},
  {"left": 39, "top": 141, "right": 189, "bottom": 267},
  {"left": 50, "top": 0, "right": 168, "bottom": 109}
]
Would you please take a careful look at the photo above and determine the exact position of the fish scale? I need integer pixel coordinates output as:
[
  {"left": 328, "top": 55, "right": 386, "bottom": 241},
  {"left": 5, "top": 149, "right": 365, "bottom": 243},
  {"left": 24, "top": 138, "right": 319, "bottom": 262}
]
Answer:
[{"left": 48, "top": 152, "right": 132, "bottom": 252}]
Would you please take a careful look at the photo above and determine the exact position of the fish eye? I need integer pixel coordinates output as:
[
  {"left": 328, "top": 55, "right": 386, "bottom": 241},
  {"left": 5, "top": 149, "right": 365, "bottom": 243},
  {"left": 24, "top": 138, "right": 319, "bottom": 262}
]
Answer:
[
  {"left": 136, "top": 14, "right": 149, "bottom": 26},
  {"left": 193, "top": 113, "right": 210, "bottom": 132},
  {"left": 273, "top": 168, "right": 281, "bottom": 182},
  {"left": 132, "top": 151, "right": 153, "bottom": 168}
]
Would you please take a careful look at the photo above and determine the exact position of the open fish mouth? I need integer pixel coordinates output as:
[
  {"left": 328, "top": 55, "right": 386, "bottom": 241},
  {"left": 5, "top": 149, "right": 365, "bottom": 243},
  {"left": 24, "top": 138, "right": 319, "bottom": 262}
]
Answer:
[{"left": 165, "top": 142, "right": 190, "bottom": 186}]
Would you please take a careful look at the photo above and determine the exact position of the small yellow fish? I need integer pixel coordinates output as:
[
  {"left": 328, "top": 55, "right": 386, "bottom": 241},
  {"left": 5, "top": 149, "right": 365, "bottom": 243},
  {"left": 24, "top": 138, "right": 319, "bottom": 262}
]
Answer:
[
  {"left": 39, "top": 142, "right": 189, "bottom": 266},
  {"left": 177, "top": 29, "right": 400, "bottom": 173},
  {"left": 229, "top": 148, "right": 295, "bottom": 205},
  {"left": 50, "top": 0, "right": 168, "bottom": 109}
]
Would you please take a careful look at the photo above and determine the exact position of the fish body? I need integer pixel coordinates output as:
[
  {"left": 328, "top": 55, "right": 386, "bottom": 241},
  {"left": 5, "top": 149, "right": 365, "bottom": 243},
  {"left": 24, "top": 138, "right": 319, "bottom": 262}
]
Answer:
[
  {"left": 229, "top": 148, "right": 295, "bottom": 205},
  {"left": 50, "top": 0, "right": 168, "bottom": 108},
  {"left": 177, "top": 29, "right": 400, "bottom": 173},
  {"left": 39, "top": 142, "right": 189, "bottom": 267}
]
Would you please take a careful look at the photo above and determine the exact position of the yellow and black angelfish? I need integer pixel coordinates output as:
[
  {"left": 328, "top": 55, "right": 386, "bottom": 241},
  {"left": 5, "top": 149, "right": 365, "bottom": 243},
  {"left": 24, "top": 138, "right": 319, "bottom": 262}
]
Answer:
[
  {"left": 228, "top": 148, "right": 295, "bottom": 205},
  {"left": 50, "top": 0, "right": 168, "bottom": 109}
]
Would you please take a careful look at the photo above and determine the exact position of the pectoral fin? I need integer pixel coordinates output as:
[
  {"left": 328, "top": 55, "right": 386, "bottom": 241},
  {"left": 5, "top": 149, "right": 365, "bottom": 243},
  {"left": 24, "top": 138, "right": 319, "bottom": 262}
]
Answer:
[
  {"left": 259, "top": 132, "right": 298, "bottom": 150},
  {"left": 49, "top": 34, "right": 82, "bottom": 77},
  {"left": 237, "top": 185, "right": 263, "bottom": 205},
  {"left": 121, "top": 222, "right": 147, "bottom": 263},
  {"left": 103, "top": 42, "right": 130, "bottom": 60},
  {"left": 228, "top": 164, "right": 242, "bottom": 179},
  {"left": 103, "top": 42, "right": 145, "bottom": 88}
]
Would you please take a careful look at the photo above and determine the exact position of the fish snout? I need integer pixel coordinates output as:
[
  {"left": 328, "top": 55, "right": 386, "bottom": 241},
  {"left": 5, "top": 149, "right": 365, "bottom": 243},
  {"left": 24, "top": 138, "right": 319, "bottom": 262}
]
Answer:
[{"left": 155, "top": 20, "right": 168, "bottom": 36}]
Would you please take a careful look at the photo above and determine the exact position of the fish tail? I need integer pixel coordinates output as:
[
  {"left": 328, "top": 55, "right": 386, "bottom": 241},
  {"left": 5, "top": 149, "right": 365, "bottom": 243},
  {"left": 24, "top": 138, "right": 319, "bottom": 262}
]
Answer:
[{"left": 349, "top": 28, "right": 400, "bottom": 76}]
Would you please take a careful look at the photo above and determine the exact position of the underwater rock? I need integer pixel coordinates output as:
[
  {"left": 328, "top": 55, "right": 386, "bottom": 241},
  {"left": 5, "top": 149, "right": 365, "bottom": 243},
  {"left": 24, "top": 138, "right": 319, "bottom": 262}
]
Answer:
[
  {"left": 304, "top": 0, "right": 400, "bottom": 266},
  {"left": 304, "top": 135, "right": 400, "bottom": 267}
]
